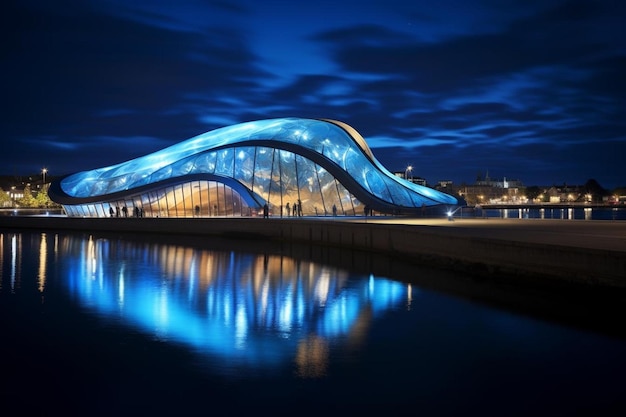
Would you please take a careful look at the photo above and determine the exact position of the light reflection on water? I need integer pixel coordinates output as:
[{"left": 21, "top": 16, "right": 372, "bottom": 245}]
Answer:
[
  {"left": 13, "top": 231, "right": 411, "bottom": 378},
  {"left": 3, "top": 230, "right": 626, "bottom": 415},
  {"left": 479, "top": 206, "right": 626, "bottom": 220}
]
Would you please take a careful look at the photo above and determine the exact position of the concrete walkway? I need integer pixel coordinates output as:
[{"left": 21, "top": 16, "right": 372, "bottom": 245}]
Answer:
[
  {"left": 1, "top": 215, "right": 624, "bottom": 288},
  {"left": 356, "top": 217, "right": 626, "bottom": 252}
]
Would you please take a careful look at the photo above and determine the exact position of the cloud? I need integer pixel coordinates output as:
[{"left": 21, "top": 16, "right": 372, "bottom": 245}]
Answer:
[{"left": 2, "top": 0, "right": 624, "bottom": 188}]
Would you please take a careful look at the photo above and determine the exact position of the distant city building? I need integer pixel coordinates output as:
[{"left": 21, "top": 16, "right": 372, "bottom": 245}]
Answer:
[
  {"left": 457, "top": 171, "right": 525, "bottom": 205},
  {"left": 393, "top": 171, "right": 427, "bottom": 187},
  {"left": 49, "top": 118, "right": 458, "bottom": 217},
  {"left": 543, "top": 184, "right": 590, "bottom": 203},
  {"left": 412, "top": 177, "right": 428, "bottom": 187},
  {"left": 475, "top": 171, "right": 524, "bottom": 189},
  {"left": 436, "top": 180, "right": 454, "bottom": 189}
]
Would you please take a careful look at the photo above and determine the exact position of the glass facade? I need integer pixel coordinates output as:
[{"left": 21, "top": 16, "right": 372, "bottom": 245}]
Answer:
[{"left": 49, "top": 118, "right": 458, "bottom": 217}]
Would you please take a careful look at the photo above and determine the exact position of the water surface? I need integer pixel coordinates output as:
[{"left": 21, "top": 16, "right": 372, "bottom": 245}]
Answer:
[{"left": 1, "top": 230, "right": 625, "bottom": 416}]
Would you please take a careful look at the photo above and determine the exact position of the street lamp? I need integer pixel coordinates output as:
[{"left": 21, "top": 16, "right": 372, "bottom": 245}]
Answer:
[
  {"left": 42, "top": 168, "right": 47, "bottom": 188},
  {"left": 405, "top": 165, "right": 413, "bottom": 181}
]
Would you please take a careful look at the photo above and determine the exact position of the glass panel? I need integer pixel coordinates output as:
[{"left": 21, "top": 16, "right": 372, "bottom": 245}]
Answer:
[
  {"left": 170, "top": 158, "right": 195, "bottom": 178},
  {"left": 122, "top": 200, "right": 133, "bottom": 218},
  {"left": 364, "top": 168, "right": 390, "bottom": 202},
  {"left": 195, "top": 152, "right": 217, "bottom": 174},
  {"left": 234, "top": 190, "right": 244, "bottom": 217},
  {"left": 269, "top": 148, "right": 282, "bottom": 212},
  {"left": 337, "top": 181, "right": 357, "bottom": 216},
  {"left": 223, "top": 185, "right": 234, "bottom": 216},
  {"left": 200, "top": 180, "right": 210, "bottom": 216},
  {"left": 385, "top": 176, "right": 412, "bottom": 206},
  {"left": 209, "top": 182, "right": 219, "bottom": 216},
  {"left": 205, "top": 181, "right": 214, "bottom": 216},
  {"left": 304, "top": 121, "right": 333, "bottom": 154},
  {"left": 164, "top": 187, "right": 175, "bottom": 217},
  {"left": 253, "top": 147, "right": 272, "bottom": 200},
  {"left": 215, "top": 148, "right": 234, "bottom": 177},
  {"left": 140, "top": 194, "right": 150, "bottom": 217},
  {"left": 182, "top": 182, "right": 193, "bottom": 217},
  {"left": 343, "top": 148, "right": 370, "bottom": 193},
  {"left": 147, "top": 191, "right": 158, "bottom": 217},
  {"left": 156, "top": 189, "right": 168, "bottom": 217},
  {"left": 189, "top": 181, "right": 200, "bottom": 217},
  {"left": 233, "top": 147, "right": 254, "bottom": 189},
  {"left": 280, "top": 150, "right": 299, "bottom": 216},
  {"left": 322, "top": 136, "right": 350, "bottom": 169},
  {"left": 94, "top": 204, "right": 105, "bottom": 218},
  {"left": 295, "top": 155, "right": 318, "bottom": 216},
  {"left": 172, "top": 185, "right": 185, "bottom": 217},
  {"left": 216, "top": 183, "right": 226, "bottom": 216},
  {"left": 149, "top": 165, "right": 174, "bottom": 184},
  {"left": 310, "top": 163, "right": 325, "bottom": 216},
  {"left": 103, "top": 202, "right": 112, "bottom": 218},
  {"left": 410, "top": 192, "right": 428, "bottom": 209},
  {"left": 318, "top": 165, "right": 339, "bottom": 215}
]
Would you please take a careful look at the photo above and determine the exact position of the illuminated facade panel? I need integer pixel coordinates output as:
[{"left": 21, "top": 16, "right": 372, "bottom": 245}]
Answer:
[{"left": 49, "top": 118, "right": 458, "bottom": 217}]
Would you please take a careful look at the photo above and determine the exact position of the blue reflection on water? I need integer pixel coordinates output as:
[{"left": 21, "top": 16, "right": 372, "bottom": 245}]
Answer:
[
  {"left": 60, "top": 235, "right": 409, "bottom": 375},
  {"left": 4, "top": 230, "right": 626, "bottom": 415}
]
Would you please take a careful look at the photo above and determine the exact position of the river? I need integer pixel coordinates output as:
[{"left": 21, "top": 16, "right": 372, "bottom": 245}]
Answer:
[{"left": 1, "top": 230, "right": 625, "bottom": 416}]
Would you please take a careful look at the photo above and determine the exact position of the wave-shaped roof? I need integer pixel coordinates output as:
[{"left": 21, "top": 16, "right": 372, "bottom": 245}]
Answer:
[{"left": 53, "top": 118, "right": 457, "bottom": 209}]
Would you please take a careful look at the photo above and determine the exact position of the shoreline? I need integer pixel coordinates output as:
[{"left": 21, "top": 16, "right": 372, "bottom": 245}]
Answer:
[
  {"left": 2, "top": 214, "right": 626, "bottom": 339},
  {"left": 1, "top": 214, "right": 624, "bottom": 288}
]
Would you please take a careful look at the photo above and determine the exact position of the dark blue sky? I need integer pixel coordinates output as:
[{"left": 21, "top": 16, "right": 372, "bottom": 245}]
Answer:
[{"left": 3, "top": 0, "right": 625, "bottom": 188}]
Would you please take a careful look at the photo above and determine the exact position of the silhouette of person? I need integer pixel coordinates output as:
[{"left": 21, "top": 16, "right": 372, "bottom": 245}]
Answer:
[
  {"left": 263, "top": 203, "right": 269, "bottom": 218},
  {"left": 332, "top": 204, "right": 337, "bottom": 216},
  {"left": 109, "top": 206, "right": 114, "bottom": 217}
]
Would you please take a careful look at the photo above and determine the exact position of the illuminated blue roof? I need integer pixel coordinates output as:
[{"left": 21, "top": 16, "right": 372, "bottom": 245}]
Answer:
[{"left": 50, "top": 118, "right": 457, "bottom": 214}]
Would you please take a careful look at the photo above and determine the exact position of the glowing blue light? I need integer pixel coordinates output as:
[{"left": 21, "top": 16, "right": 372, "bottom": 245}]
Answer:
[
  {"left": 51, "top": 118, "right": 457, "bottom": 215},
  {"left": 61, "top": 235, "right": 412, "bottom": 374}
]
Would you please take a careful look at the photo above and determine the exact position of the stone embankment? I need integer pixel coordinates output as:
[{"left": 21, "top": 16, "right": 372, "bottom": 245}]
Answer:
[{"left": 1, "top": 215, "right": 624, "bottom": 289}]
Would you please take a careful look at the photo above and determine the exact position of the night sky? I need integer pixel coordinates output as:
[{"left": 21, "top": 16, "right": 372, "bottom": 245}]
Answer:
[{"left": 3, "top": 0, "right": 625, "bottom": 189}]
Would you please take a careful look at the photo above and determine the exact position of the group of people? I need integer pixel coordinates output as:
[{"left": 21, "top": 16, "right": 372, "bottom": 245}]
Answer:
[
  {"left": 266, "top": 201, "right": 343, "bottom": 217},
  {"left": 109, "top": 205, "right": 145, "bottom": 218},
  {"left": 284, "top": 200, "right": 303, "bottom": 217},
  {"left": 107, "top": 201, "right": 372, "bottom": 218}
]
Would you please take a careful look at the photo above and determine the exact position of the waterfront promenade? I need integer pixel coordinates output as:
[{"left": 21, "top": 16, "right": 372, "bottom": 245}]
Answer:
[{"left": 1, "top": 214, "right": 624, "bottom": 290}]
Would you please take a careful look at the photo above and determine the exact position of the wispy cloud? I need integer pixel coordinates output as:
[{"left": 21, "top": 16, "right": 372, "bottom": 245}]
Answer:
[{"left": 2, "top": 0, "right": 624, "bottom": 187}]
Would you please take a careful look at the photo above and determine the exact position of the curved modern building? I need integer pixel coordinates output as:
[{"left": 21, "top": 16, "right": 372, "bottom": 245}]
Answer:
[{"left": 49, "top": 118, "right": 457, "bottom": 217}]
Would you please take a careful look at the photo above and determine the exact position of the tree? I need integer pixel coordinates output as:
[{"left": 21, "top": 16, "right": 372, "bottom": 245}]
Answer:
[
  {"left": 35, "top": 190, "right": 51, "bottom": 208},
  {"left": 16, "top": 185, "right": 37, "bottom": 207},
  {"left": 611, "top": 186, "right": 626, "bottom": 196},
  {"left": 0, "top": 188, "right": 12, "bottom": 207},
  {"left": 583, "top": 179, "right": 608, "bottom": 203},
  {"left": 524, "top": 186, "right": 542, "bottom": 201}
]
